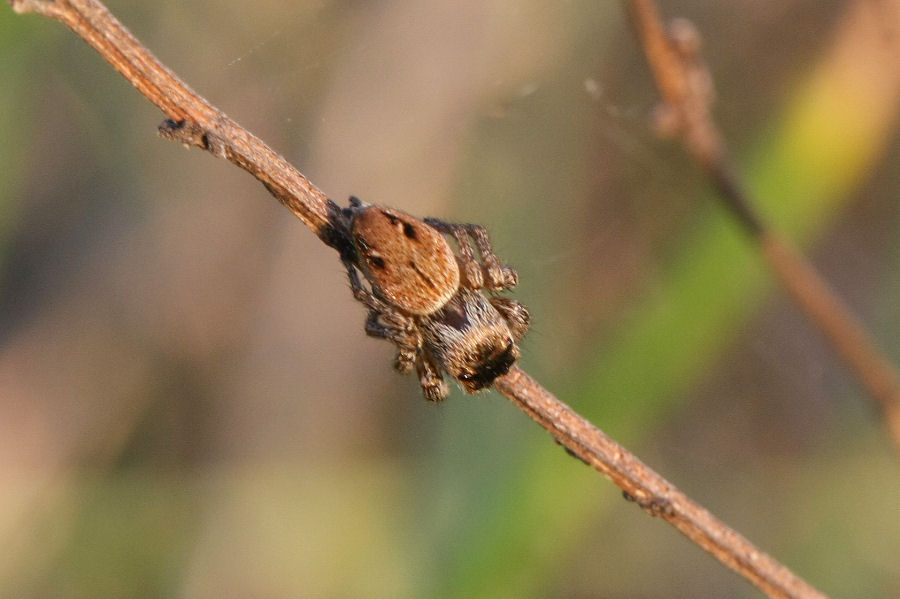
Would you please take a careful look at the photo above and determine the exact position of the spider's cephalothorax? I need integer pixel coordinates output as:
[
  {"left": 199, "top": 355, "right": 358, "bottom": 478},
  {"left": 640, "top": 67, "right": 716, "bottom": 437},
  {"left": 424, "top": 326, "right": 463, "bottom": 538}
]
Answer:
[{"left": 341, "top": 196, "right": 529, "bottom": 402}]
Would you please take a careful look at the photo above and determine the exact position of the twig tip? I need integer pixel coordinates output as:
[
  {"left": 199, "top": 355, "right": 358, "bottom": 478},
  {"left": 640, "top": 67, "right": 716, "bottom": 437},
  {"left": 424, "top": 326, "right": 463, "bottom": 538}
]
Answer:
[{"left": 9, "top": 0, "right": 57, "bottom": 16}]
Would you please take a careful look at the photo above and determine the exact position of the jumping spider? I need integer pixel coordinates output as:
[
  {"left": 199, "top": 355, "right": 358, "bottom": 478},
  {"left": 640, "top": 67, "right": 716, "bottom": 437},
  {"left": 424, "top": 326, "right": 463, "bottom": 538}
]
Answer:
[{"left": 339, "top": 196, "right": 529, "bottom": 402}]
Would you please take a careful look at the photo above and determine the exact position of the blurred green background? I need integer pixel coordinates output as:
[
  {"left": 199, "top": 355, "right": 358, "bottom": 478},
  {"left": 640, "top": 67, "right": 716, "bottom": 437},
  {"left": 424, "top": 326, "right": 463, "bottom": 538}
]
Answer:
[{"left": 2, "top": 0, "right": 899, "bottom": 597}]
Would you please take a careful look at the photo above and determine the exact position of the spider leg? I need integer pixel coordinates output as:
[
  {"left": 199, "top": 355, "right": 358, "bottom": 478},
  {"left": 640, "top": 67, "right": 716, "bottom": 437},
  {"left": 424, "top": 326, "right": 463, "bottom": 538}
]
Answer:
[
  {"left": 460, "top": 223, "right": 517, "bottom": 291},
  {"left": 416, "top": 350, "right": 449, "bottom": 402},
  {"left": 344, "top": 258, "right": 381, "bottom": 310},
  {"left": 364, "top": 312, "right": 417, "bottom": 373},
  {"left": 489, "top": 297, "right": 530, "bottom": 341},
  {"left": 345, "top": 258, "right": 419, "bottom": 373},
  {"left": 424, "top": 218, "right": 484, "bottom": 290},
  {"left": 425, "top": 218, "right": 517, "bottom": 292}
]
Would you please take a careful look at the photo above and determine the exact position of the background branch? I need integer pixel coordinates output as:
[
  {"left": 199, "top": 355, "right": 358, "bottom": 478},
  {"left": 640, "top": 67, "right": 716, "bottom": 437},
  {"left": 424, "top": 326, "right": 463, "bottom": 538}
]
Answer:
[{"left": 626, "top": 0, "right": 900, "bottom": 449}]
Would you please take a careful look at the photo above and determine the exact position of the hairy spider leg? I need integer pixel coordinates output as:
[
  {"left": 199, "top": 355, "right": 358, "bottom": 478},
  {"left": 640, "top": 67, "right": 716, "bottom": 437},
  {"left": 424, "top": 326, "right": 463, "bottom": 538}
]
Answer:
[
  {"left": 344, "top": 259, "right": 419, "bottom": 373},
  {"left": 489, "top": 297, "right": 530, "bottom": 342},
  {"left": 424, "top": 218, "right": 484, "bottom": 290},
  {"left": 416, "top": 350, "right": 449, "bottom": 402},
  {"left": 424, "top": 219, "right": 517, "bottom": 292}
]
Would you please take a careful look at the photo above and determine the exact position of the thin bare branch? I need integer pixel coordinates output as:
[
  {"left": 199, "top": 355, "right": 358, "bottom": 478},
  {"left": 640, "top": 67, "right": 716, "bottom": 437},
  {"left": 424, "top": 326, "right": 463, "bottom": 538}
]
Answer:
[
  {"left": 11, "top": 0, "right": 343, "bottom": 249},
  {"left": 495, "top": 366, "right": 828, "bottom": 599},
  {"left": 625, "top": 0, "right": 900, "bottom": 449},
  {"left": 8, "top": 1, "right": 831, "bottom": 598}
]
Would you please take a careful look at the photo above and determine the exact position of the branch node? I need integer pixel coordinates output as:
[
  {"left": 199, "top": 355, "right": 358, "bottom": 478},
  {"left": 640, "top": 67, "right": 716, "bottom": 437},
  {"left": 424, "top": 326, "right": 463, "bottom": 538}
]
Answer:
[
  {"left": 556, "top": 438, "right": 590, "bottom": 465},
  {"left": 668, "top": 17, "right": 702, "bottom": 60},
  {"left": 158, "top": 119, "right": 205, "bottom": 149},
  {"left": 158, "top": 118, "right": 231, "bottom": 159},
  {"left": 623, "top": 490, "right": 675, "bottom": 518}
]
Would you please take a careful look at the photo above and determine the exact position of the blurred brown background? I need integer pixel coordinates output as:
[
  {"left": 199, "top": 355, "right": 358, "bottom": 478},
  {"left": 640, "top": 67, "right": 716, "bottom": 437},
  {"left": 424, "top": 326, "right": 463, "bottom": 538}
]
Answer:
[{"left": 1, "top": 0, "right": 899, "bottom": 597}]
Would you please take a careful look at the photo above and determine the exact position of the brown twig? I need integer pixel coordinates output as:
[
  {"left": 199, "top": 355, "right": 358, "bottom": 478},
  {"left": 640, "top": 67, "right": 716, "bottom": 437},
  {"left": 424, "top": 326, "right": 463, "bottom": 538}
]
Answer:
[
  {"left": 494, "top": 366, "right": 828, "bottom": 599},
  {"left": 8, "top": 1, "right": 830, "bottom": 598},
  {"left": 9, "top": 0, "right": 345, "bottom": 251},
  {"left": 626, "top": 0, "right": 900, "bottom": 449}
]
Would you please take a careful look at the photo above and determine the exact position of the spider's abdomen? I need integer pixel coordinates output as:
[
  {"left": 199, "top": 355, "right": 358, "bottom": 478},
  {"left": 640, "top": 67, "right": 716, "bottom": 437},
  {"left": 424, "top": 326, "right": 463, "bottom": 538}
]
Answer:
[
  {"left": 422, "top": 288, "right": 521, "bottom": 393},
  {"left": 351, "top": 205, "right": 460, "bottom": 315}
]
